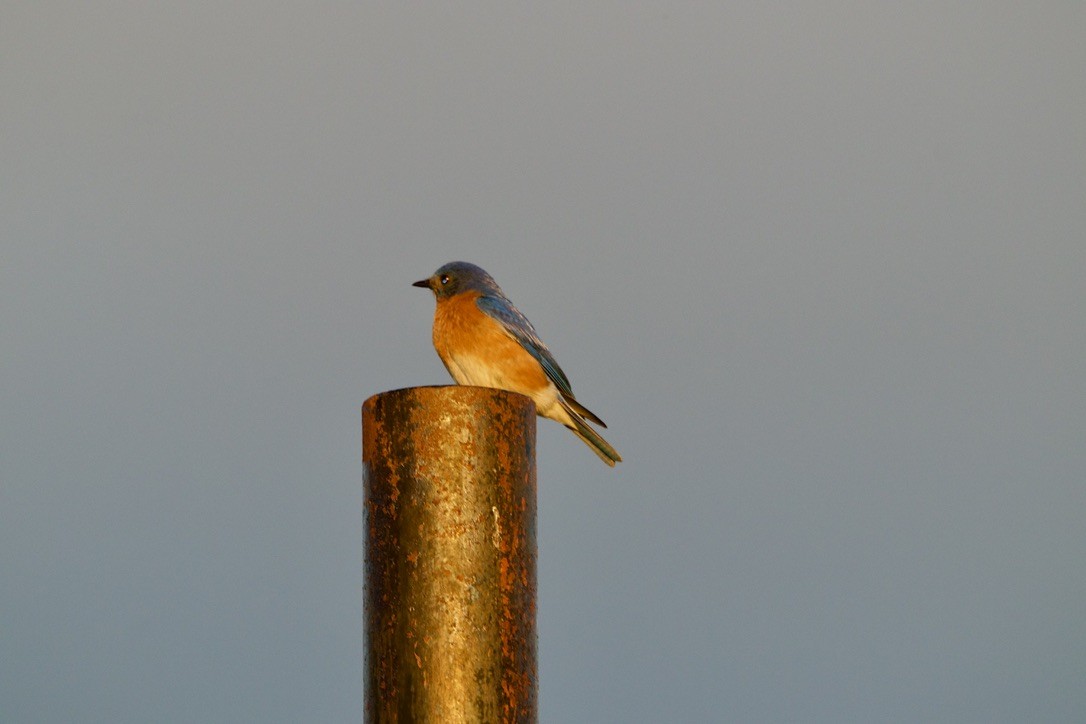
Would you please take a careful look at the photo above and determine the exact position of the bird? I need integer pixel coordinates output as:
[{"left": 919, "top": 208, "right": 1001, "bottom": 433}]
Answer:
[{"left": 413, "top": 261, "right": 621, "bottom": 466}]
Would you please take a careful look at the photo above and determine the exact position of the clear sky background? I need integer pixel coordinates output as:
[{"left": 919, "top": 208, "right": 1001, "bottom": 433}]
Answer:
[{"left": 2, "top": 4, "right": 1083, "bottom": 722}]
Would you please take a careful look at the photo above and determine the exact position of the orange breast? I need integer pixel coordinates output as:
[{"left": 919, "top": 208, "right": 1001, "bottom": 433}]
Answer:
[{"left": 433, "top": 292, "right": 552, "bottom": 395}]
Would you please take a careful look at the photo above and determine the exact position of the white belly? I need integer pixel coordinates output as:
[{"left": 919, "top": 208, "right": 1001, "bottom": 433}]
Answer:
[{"left": 443, "top": 351, "right": 562, "bottom": 418}]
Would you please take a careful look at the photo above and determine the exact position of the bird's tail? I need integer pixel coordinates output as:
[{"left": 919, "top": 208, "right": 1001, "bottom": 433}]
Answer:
[{"left": 559, "top": 397, "right": 622, "bottom": 467}]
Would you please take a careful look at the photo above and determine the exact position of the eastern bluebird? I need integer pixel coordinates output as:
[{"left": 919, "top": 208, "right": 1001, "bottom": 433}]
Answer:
[{"left": 414, "top": 261, "right": 621, "bottom": 466}]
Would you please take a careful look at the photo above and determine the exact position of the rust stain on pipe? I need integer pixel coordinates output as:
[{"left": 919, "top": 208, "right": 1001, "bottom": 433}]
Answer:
[{"left": 363, "top": 386, "right": 537, "bottom": 723}]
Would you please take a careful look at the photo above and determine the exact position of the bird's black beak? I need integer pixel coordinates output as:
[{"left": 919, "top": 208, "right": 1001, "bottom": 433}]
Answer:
[{"left": 412, "top": 278, "right": 431, "bottom": 289}]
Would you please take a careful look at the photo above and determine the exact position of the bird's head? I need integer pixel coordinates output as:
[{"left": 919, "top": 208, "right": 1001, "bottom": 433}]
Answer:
[{"left": 413, "top": 261, "right": 500, "bottom": 300}]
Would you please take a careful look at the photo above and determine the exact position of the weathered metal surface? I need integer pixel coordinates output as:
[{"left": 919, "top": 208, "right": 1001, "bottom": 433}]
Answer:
[{"left": 362, "top": 386, "right": 537, "bottom": 724}]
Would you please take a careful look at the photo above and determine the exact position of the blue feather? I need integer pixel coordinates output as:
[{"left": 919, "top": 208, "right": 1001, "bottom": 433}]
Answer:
[{"left": 475, "top": 295, "right": 574, "bottom": 397}]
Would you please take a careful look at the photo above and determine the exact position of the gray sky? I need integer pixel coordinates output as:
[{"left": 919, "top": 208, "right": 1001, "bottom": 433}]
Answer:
[{"left": 2, "top": 3, "right": 1083, "bottom": 722}]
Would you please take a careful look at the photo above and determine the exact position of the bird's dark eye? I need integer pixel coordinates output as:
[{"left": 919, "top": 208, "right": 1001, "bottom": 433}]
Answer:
[{"left": 440, "top": 274, "right": 450, "bottom": 285}]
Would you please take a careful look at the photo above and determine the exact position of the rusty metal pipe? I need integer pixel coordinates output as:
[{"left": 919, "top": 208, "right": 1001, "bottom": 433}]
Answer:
[{"left": 362, "top": 386, "right": 537, "bottom": 723}]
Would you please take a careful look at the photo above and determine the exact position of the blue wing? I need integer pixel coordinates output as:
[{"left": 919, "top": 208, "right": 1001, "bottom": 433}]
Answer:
[{"left": 476, "top": 295, "right": 574, "bottom": 398}]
